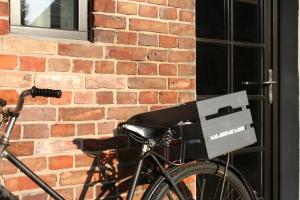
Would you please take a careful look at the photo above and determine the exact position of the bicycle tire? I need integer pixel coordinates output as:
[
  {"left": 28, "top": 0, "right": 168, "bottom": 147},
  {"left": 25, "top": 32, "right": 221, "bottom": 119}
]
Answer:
[
  {"left": 143, "top": 161, "right": 252, "bottom": 200},
  {"left": 0, "top": 185, "right": 19, "bottom": 200}
]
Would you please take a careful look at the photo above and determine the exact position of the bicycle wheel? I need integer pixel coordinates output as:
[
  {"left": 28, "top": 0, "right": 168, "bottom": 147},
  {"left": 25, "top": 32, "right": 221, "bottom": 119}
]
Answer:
[{"left": 143, "top": 161, "right": 252, "bottom": 200}]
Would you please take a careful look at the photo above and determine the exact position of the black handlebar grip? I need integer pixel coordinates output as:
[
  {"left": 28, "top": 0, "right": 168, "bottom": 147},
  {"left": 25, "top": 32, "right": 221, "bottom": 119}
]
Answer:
[{"left": 31, "top": 86, "right": 62, "bottom": 98}]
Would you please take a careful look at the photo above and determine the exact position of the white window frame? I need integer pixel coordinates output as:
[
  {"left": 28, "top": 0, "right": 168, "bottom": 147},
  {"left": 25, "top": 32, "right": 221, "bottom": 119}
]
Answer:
[{"left": 10, "top": 0, "right": 88, "bottom": 40}]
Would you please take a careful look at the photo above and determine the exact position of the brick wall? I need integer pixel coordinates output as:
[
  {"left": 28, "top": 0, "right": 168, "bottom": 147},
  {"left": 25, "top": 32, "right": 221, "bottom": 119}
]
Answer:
[{"left": 0, "top": 0, "right": 196, "bottom": 199}]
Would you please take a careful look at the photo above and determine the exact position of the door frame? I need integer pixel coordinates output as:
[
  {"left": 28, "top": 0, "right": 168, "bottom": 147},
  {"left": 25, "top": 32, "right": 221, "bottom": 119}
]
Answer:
[{"left": 279, "top": 0, "right": 299, "bottom": 199}]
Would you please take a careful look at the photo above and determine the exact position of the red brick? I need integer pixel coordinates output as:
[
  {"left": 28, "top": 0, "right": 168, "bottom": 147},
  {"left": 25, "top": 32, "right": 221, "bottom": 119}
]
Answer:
[
  {"left": 23, "top": 193, "right": 48, "bottom": 200},
  {"left": 168, "top": 78, "right": 195, "bottom": 89},
  {"left": 159, "top": 91, "right": 178, "bottom": 104},
  {"left": 75, "top": 154, "right": 95, "bottom": 167},
  {"left": 60, "top": 170, "right": 91, "bottom": 186},
  {"left": 49, "top": 156, "right": 73, "bottom": 170},
  {"left": 117, "top": 92, "right": 137, "bottom": 104},
  {"left": 59, "top": 108, "right": 104, "bottom": 121},
  {"left": 179, "top": 92, "right": 195, "bottom": 103},
  {"left": 169, "top": 23, "right": 195, "bottom": 36},
  {"left": 168, "top": 0, "right": 189, "bottom": 8},
  {"left": 138, "top": 63, "right": 157, "bottom": 75},
  {"left": 139, "top": 5, "right": 158, "bottom": 18},
  {"left": 178, "top": 64, "right": 195, "bottom": 76},
  {"left": 75, "top": 92, "right": 94, "bottom": 104},
  {"left": 0, "top": 160, "right": 17, "bottom": 175},
  {"left": 96, "top": 91, "right": 113, "bottom": 104},
  {"left": 160, "top": 7, "right": 178, "bottom": 20},
  {"left": 25, "top": 96, "right": 48, "bottom": 105},
  {"left": 169, "top": 50, "right": 195, "bottom": 62},
  {"left": 35, "top": 140, "right": 77, "bottom": 155},
  {"left": 106, "top": 46, "right": 147, "bottom": 61},
  {"left": 148, "top": 49, "right": 168, "bottom": 61},
  {"left": 159, "top": 64, "right": 177, "bottom": 76},
  {"left": 20, "top": 56, "right": 46, "bottom": 72},
  {"left": 0, "top": 55, "right": 17, "bottom": 69},
  {"left": 94, "top": 0, "right": 115, "bottom": 12},
  {"left": 178, "top": 37, "right": 195, "bottom": 49},
  {"left": 130, "top": 19, "right": 168, "bottom": 33},
  {"left": 58, "top": 43, "right": 103, "bottom": 58},
  {"left": 50, "top": 91, "right": 72, "bottom": 105},
  {"left": 23, "top": 124, "right": 49, "bottom": 139},
  {"left": 19, "top": 108, "right": 56, "bottom": 121},
  {"left": 117, "top": 1, "right": 137, "bottom": 15},
  {"left": 94, "top": 14, "right": 126, "bottom": 29},
  {"left": 0, "top": 90, "right": 18, "bottom": 104},
  {"left": 97, "top": 121, "right": 115, "bottom": 134},
  {"left": 0, "top": 72, "right": 32, "bottom": 87},
  {"left": 117, "top": 31, "right": 137, "bottom": 45},
  {"left": 0, "top": 2, "right": 9, "bottom": 16},
  {"left": 138, "top": 33, "right": 158, "bottom": 46},
  {"left": 21, "top": 157, "right": 47, "bottom": 172},
  {"left": 94, "top": 29, "right": 116, "bottom": 43},
  {"left": 11, "top": 124, "right": 21, "bottom": 140},
  {"left": 36, "top": 74, "right": 83, "bottom": 89},
  {"left": 48, "top": 58, "right": 71, "bottom": 72},
  {"left": 73, "top": 60, "right": 93, "bottom": 74},
  {"left": 95, "top": 61, "right": 114, "bottom": 74},
  {"left": 128, "top": 78, "right": 166, "bottom": 89},
  {"left": 51, "top": 124, "right": 75, "bottom": 137},
  {"left": 6, "top": 175, "right": 56, "bottom": 192},
  {"left": 107, "top": 106, "right": 148, "bottom": 120},
  {"left": 159, "top": 35, "right": 177, "bottom": 48},
  {"left": 7, "top": 141, "right": 34, "bottom": 156},
  {"left": 0, "top": 19, "right": 8, "bottom": 34},
  {"left": 148, "top": 0, "right": 167, "bottom": 5},
  {"left": 179, "top": 10, "right": 195, "bottom": 22},
  {"left": 139, "top": 91, "right": 158, "bottom": 104},
  {"left": 77, "top": 123, "right": 95, "bottom": 136},
  {"left": 86, "top": 76, "right": 126, "bottom": 89},
  {"left": 116, "top": 61, "right": 137, "bottom": 75}
]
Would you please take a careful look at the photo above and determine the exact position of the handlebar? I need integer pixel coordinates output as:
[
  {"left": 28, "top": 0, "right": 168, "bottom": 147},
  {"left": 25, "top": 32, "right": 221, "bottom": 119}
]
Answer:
[{"left": 1, "top": 86, "right": 62, "bottom": 116}]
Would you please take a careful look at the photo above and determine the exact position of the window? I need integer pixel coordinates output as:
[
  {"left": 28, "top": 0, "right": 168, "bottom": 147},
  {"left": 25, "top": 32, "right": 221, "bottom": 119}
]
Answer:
[{"left": 10, "top": 0, "right": 88, "bottom": 40}]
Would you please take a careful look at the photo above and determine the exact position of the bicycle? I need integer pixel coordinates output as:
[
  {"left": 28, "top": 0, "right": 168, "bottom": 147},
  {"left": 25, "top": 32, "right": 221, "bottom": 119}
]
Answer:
[{"left": 0, "top": 86, "right": 258, "bottom": 200}]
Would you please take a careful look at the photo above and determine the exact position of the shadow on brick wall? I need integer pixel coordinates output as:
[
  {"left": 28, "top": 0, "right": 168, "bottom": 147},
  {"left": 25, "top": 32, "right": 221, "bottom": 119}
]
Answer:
[{"left": 73, "top": 136, "right": 150, "bottom": 200}]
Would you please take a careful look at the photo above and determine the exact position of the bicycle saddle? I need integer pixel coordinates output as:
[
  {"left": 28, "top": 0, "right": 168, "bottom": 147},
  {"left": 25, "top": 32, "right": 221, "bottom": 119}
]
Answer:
[{"left": 119, "top": 122, "right": 168, "bottom": 140}]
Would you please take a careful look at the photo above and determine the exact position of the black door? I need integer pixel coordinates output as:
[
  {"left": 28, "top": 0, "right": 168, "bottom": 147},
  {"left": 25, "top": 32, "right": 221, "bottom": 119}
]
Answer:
[{"left": 196, "top": 0, "right": 278, "bottom": 199}]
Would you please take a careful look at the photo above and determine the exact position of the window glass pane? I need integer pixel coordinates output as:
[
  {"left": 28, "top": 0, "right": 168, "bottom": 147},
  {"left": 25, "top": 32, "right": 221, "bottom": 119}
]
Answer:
[
  {"left": 196, "top": 43, "right": 228, "bottom": 95},
  {"left": 233, "top": 46, "right": 262, "bottom": 95},
  {"left": 196, "top": 0, "right": 228, "bottom": 40},
  {"left": 234, "top": 0, "right": 262, "bottom": 43},
  {"left": 21, "top": 0, "right": 78, "bottom": 30},
  {"left": 233, "top": 152, "right": 263, "bottom": 197}
]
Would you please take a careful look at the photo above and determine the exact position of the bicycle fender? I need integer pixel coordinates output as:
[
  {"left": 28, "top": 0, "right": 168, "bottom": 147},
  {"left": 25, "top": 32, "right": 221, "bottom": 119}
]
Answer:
[
  {"left": 141, "top": 165, "right": 182, "bottom": 200},
  {"left": 209, "top": 158, "right": 259, "bottom": 200}
]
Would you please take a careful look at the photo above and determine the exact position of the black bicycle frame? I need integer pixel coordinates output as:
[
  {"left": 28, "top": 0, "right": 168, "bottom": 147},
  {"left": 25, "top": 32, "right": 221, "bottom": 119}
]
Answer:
[
  {"left": 2, "top": 150, "right": 64, "bottom": 200},
  {"left": 1, "top": 144, "right": 185, "bottom": 200}
]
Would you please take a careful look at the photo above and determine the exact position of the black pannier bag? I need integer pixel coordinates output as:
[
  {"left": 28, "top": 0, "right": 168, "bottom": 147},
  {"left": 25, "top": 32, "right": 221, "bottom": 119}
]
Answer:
[{"left": 126, "top": 91, "right": 257, "bottom": 161}]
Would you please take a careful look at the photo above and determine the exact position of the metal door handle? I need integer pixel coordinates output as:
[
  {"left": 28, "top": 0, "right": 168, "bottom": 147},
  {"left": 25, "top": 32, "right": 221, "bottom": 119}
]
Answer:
[{"left": 242, "top": 69, "right": 276, "bottom": 104}]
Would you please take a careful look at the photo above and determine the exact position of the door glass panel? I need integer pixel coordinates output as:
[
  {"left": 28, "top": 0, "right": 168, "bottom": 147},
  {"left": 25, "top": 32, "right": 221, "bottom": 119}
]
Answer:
[
  {"left": 21, "top": 0, "right": 78, "bottom": 30},
  {"left": 196, "top": 0, "right": 228, "bottom": 39},
  {"left": 233, "top": 152, "right": 263, "bottom": 197},
  {"left": 196, "top": 43, "right": 228, "bottom": 95},
  {"left": 233, "top": 46, "right": 262, "bottom": 95},
  {"left": 234, "top": 0, "right": 262, "bottom": 43}
]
